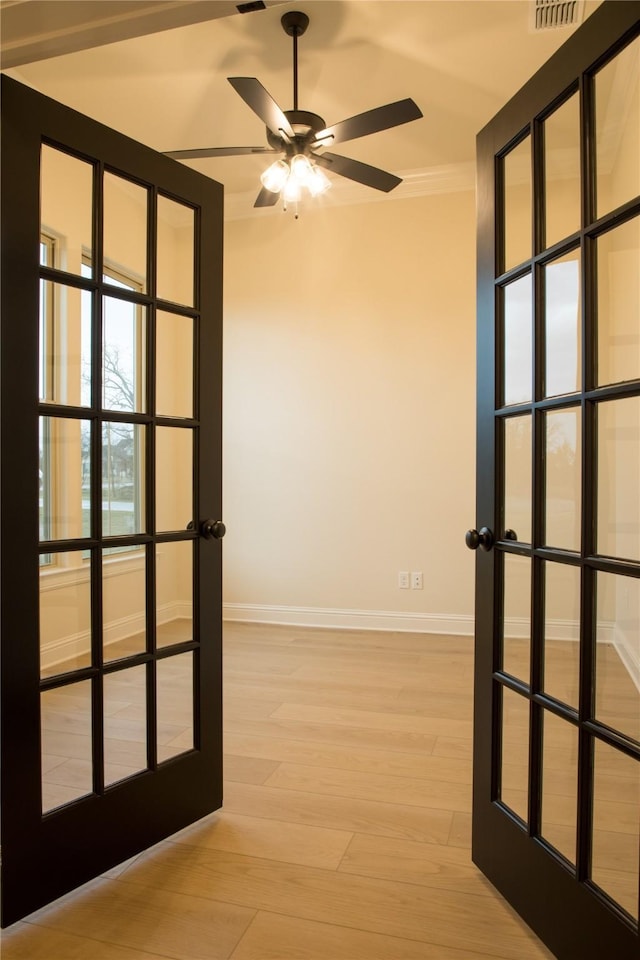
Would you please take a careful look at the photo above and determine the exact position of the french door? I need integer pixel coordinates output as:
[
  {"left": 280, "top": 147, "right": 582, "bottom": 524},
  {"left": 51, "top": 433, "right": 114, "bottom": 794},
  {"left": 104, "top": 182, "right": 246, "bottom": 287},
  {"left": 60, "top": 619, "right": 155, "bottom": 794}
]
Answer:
[
  {"left": 0, "top": 76, "right": 224, "bottom": 927},
  {"left": 471, "top": 3, "right": 639, "bottom": 958}
]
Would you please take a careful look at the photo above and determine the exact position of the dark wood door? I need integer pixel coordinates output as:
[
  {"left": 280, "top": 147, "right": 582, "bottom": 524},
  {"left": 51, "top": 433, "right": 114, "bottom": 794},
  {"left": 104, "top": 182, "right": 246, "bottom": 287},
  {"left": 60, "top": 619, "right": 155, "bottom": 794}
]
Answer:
[
  {"left": 0, "top": 76, "right": 224, "bottom": 927},
  {"left": 471, "top": 3, "right": 639, "bottom": 958}
]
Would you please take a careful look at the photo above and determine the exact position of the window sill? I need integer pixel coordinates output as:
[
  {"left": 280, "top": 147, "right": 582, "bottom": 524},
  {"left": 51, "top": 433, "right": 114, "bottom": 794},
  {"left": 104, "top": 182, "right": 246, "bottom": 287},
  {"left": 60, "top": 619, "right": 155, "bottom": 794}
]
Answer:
[{"left": 39, "top": 550, "right": 145, "bottom": 591}]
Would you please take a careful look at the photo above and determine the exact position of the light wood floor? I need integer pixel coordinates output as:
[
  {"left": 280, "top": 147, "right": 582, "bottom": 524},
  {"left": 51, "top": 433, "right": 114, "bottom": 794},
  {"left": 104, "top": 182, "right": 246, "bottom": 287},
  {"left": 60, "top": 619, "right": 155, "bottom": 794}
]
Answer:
[{"left": 4, "top": 623, "right": 634, "bottom": 959}]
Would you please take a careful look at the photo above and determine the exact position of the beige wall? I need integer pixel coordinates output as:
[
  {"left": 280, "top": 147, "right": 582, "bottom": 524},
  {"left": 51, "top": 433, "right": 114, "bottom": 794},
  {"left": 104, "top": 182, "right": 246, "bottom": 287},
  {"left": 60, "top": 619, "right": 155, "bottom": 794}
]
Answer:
[{"left": 222, "top": 190, "right": 477, "bottom": 630}]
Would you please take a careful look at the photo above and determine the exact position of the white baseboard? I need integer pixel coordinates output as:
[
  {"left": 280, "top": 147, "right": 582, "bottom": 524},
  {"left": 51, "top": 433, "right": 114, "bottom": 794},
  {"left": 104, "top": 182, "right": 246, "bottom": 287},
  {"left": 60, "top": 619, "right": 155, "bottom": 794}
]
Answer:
[
  {"left": 223, "top": 603, "right": 474, "bottom": 635},
  {"left": 42, "top": 598, "right": 639, "bottom": 694},
  {"left": 39, "top": 630, "right": 93, "bottom": 671},
  {"left": 613, "top": 625, "right": 640, "bottom": 693},
  {"left": 503, "top": 617, "right": 616, "bottom": 645},
  {"left": 40, "top": 602, "right": 189, "bottom": 671},
  {"left": 542, "top": 618, "right": 580, "bottom": 643}
]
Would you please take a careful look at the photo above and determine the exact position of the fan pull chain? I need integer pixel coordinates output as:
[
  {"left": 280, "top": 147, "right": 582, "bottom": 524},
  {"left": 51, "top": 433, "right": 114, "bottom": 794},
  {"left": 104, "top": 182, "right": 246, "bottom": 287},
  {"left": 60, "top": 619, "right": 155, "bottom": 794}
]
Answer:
[{"left": 282, "top": 198, "right": 301, "bottom": 220}]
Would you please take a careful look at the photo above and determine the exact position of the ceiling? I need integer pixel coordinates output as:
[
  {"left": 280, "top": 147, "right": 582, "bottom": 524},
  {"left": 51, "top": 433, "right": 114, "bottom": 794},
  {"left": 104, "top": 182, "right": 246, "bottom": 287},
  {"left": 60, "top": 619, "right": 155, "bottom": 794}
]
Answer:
[{"left": 1, "top": 0, "right": 602, "bottom": 218}]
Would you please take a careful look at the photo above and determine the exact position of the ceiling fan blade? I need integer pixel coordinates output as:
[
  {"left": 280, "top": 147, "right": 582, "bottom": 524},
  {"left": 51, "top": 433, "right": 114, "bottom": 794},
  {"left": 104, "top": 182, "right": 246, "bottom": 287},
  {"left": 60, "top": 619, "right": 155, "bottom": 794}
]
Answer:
[
  {"left": 314, "top": 152, "right": 402, "bottom": 193},
  {"left": 313, "top": 98, "right": 422, "bottom": 147},
  {"left": 164, "top": 146, "right": 279, "bottom": 160},
  {"left": 254, "top": 186, "right": 280, "bottom": 208},
  {"left": 228, "top": 77, "right": 295, "bottom": 140}
]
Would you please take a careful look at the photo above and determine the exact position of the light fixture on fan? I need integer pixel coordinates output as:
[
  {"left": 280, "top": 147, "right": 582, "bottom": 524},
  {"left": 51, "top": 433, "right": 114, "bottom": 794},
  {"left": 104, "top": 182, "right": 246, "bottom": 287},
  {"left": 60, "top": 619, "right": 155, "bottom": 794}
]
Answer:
[
  {"left": 164, "top": 10, "right": 423, "bottom": 211},
  {"left": 260, "top": 153, "right": 331, "bottom": 203}
]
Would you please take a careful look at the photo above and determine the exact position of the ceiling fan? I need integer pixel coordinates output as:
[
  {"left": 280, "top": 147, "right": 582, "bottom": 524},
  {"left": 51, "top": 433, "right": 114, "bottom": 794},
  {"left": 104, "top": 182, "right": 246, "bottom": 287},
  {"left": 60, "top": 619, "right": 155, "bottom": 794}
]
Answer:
[{"left": 164, "top": 10, "right": 423, "bottom": 209}]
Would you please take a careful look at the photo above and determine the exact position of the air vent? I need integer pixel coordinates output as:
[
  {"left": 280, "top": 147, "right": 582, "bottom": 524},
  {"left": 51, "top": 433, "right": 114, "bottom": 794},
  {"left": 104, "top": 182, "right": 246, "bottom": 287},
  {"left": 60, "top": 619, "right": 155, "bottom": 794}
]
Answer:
[
  {"left": 237, "top": 1, "right": 266, "bottom": 12},
  {"left": 530, "top": 0, "right": 585, "bottom": 31}
]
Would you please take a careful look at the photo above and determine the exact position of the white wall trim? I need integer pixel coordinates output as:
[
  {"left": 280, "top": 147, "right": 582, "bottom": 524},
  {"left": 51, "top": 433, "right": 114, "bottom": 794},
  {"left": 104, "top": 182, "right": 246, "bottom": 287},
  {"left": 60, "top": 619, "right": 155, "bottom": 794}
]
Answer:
[
  {"left": 40, "top": 602, "right": 189, "bottom": 671},
  {"left": 504, "top": 617, "right": 616, "bottom": 644},
  {"left": 503, "top": 616, "right": 532, "bottom": 640},
  {"left": 504, "top": 617, "right": 584, "bottom": 643},
  {"left": 40, "top": 551, "right": 145, "bottom": 591},
  {"left": 223, "top": 602, "right": 474, "bottom": 636},
  {"left": 542, "top": 617, "right": 580, "bottom": 642},
  {"left": 40, "top": 629, "right": 93, "bottom": 672},
  {"left": 42, "top": 598, "right": 639, "bottom": 693},
  {"left": 225, "top": 162, "right": 476, "bottom": 221},
  {"left": 613, "top": 624, "right": 640, "bottom": 693}
]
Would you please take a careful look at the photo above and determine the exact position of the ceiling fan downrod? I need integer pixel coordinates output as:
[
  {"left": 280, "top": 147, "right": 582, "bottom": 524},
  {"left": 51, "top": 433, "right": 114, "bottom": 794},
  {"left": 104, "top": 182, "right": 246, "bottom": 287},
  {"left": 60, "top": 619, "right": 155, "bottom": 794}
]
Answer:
[
  {"left": 281, "top": 11, "right": 309, "bottom": 113},
  {"left": 163, "top": 7, "right": 423, "bottom": 211}
]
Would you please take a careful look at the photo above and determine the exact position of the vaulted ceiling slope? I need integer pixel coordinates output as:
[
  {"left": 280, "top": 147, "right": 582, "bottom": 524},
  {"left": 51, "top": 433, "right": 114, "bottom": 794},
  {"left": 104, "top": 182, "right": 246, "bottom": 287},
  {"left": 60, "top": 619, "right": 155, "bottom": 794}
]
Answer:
[{"left": 1, "top": 0, "right": 602, "bottom": 218}]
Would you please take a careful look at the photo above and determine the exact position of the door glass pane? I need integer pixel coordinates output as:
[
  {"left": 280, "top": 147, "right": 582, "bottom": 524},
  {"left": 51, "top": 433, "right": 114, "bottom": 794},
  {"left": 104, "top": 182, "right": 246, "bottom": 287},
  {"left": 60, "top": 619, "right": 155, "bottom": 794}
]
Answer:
[
  {"left": 104, "top": 665, "right": 148, "bottom": 786},
  {"left": 504, "top": 414, "right": 532, "bottom": 542},
  {"left": 503, "top": 136, "right": 532, "bottom": 272},
  {"left": 40, "top": 145, "right": 93, "bottom": 276},
  {"left": 595, "top": 571, "right": 640, "bottom": 744},
  {"left": 597, "top": 397, "right": 640, "bottom": 561},
  {"left": 102, "top": 422, "right": 145, "bottom": 536},
  {"left": 597, "top": 216, "right": 640, "bottom": 387},
  {"left": 500, "top": 686, "right": 529, "bottom": 824},
  {"left": 591, "top": 739, "right": 640, "bottom": 921},
  {"left": 595, "top": 36, "right": 640, "bottom": 219},
  {"left": 156, "top": 310, "right": 194, "bottom": 419},
  {"left": 503, "top": 554, "right": 531, "bottom": 683},
  {"left": 103, "top": 297, "right": 146, "bottom": 413},
  {"left": 503, "top": 274, "right": 532, "bottom": 406},
  {"left": 540, "top": 711, "right": 578, "bottom": 865},
  {"left": 39, "top": 281, "right": 90, "bottom": 407},
  {"left": 543, "top": 561, "right": 580, "bottom": 708},
  {"left": 544, "top": 250, "right": 581, "bottom": 398},
  {"left": 158, "top": 652, "right": 194, "bottom": 761},
  {"left": 157, "top": 541, "right": 193, "bottom": 650},
  {"left": 157, "top": 196, "right": 194, "bottom": 307},
  {"left": 103, "top": 172, "right": 148, "bottom": 294},
  {"left": 544, "top": 92, "right": 581, "bottom": 248},
  {"left": 103, "top": 550, "right": 146, "bottom": 663},
  {"left": 41, "top": 681, "right": 93, "bottom": 813},
  {"left": 155, "top": 427, "right": 193, "bottom": 532},
  {"left": 40, "top": 553, "right": 91, "bottom": 679},
  {"left": 545, "top": 408, "right": 581, "bottom": 551},
  {"left": 40, "top": 417, "right": 91, "bottom": 541}
]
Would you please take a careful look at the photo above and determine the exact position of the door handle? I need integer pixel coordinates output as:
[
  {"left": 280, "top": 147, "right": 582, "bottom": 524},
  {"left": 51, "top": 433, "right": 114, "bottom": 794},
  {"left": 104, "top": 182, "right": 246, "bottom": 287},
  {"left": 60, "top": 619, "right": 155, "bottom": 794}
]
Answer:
[
  {"left": 200, "top": 519, "right": 226, "bottom": 540},
  {"left": 465, "top": 527, "right": 494, "bottom": 552}
]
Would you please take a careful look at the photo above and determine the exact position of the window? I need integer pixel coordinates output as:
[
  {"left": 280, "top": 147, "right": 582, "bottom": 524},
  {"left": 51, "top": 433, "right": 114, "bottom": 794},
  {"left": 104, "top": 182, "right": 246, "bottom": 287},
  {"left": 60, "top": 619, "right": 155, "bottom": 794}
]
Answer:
[
  {"left": 81, "top": 259, "right": 145, "bottom": 549},
  {"left": 39, "top": 243, "right": 145, "bottom": 562}
]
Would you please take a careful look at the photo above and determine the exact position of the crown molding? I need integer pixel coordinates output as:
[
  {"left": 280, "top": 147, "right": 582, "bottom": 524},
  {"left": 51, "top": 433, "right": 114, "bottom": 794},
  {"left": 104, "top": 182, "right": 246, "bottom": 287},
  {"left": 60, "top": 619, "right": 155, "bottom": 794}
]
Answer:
[{"left": 224, "top": 161, "right": 476, "bottom": 221}]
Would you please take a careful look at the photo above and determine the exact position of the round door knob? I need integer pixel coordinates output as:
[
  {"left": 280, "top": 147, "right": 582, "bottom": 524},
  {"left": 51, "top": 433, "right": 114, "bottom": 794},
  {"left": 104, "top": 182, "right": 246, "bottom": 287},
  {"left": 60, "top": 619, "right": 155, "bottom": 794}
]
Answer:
[
  {"left": 465, "top": 527, "right": 494, "bottom": 552},
  {"left": 200, "top": 519, "right": 226, "bottom": 540}
]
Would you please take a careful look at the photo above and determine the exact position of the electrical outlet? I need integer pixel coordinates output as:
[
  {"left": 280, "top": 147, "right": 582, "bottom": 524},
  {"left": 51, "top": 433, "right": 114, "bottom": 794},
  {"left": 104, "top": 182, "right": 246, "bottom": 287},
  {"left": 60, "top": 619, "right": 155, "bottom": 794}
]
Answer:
[
  {"left": 411, "top": 571, "right": 423, "bottom": 590},
  {"left": 398, "top": 571, "right": 410, "bottom": 589}
]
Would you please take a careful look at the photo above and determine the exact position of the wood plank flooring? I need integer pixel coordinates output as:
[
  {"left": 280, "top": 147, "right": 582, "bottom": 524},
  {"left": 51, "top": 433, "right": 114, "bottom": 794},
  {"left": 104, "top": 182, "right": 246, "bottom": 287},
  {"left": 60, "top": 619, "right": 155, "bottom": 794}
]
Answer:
[{"left": 2, "top": 622, "right": 612, "bottom": 959}]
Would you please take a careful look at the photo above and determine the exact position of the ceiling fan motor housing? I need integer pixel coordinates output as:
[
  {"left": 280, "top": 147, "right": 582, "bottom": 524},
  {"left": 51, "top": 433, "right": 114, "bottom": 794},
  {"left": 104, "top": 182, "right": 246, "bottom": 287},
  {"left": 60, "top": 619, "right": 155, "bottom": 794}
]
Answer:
[{"left": 266, "top": 109, "right": 326, "bottom": 153}]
